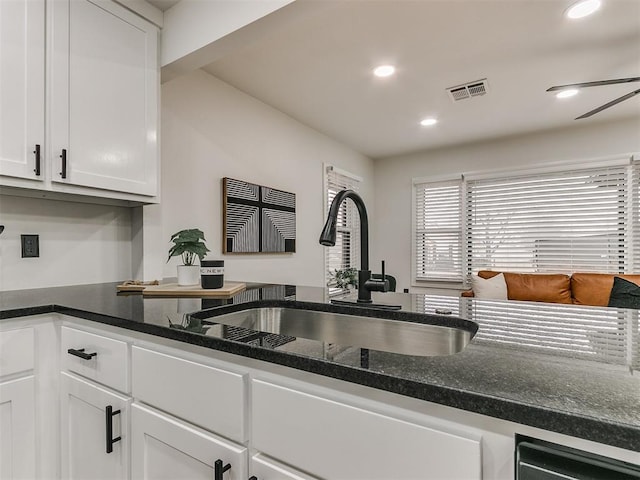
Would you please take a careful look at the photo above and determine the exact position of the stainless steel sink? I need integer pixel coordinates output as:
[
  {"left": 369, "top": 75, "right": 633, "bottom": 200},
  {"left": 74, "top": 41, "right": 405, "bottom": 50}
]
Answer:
[{"left": 205, "top": 306, "right": 474, "bottom": 356}]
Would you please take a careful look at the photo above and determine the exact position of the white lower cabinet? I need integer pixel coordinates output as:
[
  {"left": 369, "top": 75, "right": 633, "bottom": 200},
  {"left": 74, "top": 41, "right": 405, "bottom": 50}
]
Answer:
[
  {"left": 250, "top": 453, "right": 319, "bottom": 480},
  {"left": 60, "top": 371, "right": 131, "bottom": 480},
  {"left": 0, "top": 376, "right": 36, "bottom": 480},
  {"left": 252, "top": 379, "right": 482, "bottom": 480},
  {"left": 10, "top": 317, "right": 635, "bottom": 480},
  {"left": 131, "top": 403, "right": 248, "bottom": 480},
  {"left": 0, "top": 325, "right": 36, "bottom": 480},
  {"left": 131, "top": 345, "right": 246, "bottom": 443}
]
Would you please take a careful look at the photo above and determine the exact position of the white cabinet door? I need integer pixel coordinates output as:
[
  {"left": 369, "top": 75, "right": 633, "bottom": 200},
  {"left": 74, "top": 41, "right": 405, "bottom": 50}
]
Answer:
[
  {"left": 0, "top": 0, "right": 45, "bottom": 181},
  {"left": 131, "top": 403, "right": 248, "bottom": 480},
  {"left": 253, "top": 379, "right": 482, "bottom": 480},
  {"left": 132, "top": 346, "right": 247, "bottom": 443},
  {"left": 60, "top": 371, "right": 130, "bottom": 480},
  {"left": 250, "top": 453, "right": 319, "bottom": 480},
  {"left": 50, "top": 0, "right": 158, "bottom": 196},
  {"left": 0, "top": 377, "right": 36, "bottom": 480}
]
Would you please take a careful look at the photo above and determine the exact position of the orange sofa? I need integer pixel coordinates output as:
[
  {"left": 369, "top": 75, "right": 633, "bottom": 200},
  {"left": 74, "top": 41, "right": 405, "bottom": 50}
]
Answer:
[{"left": 462, "top": 271, "right": 640, "bottom": 306}]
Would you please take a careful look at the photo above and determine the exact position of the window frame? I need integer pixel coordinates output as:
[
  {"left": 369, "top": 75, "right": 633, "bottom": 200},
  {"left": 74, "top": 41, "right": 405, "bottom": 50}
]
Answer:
[
  {"left": 412, "top": 155, "right": 637, "bottom": 288},
  {"left": 412, "top": 177, "right": 465, "bottom": 286}
]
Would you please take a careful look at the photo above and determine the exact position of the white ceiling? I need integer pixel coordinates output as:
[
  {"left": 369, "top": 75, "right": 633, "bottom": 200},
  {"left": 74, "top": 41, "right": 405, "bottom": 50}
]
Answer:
[{"left": 198, "top": 0, "right": 640, "bottom": 159}]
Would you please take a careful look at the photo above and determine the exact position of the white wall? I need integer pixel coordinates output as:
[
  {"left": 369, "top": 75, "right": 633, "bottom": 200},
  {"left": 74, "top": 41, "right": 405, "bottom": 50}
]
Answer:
[
  {"left": 161, "top": 69, "right": 374, "bottom": 287},
  {"left": 161, "top": 0, "right": 294, "bottom": 66},
  {"left": 0, "top": 195, "right": 132, "bottom": 290},
  {"left": 372, "top": 117, "right": 640, "bottom": 292}
]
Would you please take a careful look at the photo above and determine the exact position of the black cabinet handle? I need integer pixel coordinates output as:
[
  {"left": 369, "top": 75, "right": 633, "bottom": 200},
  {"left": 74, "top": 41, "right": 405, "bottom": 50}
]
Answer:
[
  {"left": 67, "top": 348, "right": 97, "bottom": 360},
  {"left": 60, "top": 149, "right": 67, "bottom": 178},
  {"left": 33, "top": 144, "right": 41, "bottom": 176},
  {"left": 248, "top": 477, "right": 258, "bottom": 480},
  {"left": 105, "top": 405, "right": 121, "bottom": 454},
  {"left": 214, "top": 460, "right": 231, "bottom": 480}
]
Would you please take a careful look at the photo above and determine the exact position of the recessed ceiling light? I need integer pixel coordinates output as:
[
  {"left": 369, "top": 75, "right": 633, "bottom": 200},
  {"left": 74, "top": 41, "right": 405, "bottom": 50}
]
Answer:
[
  {"left": 373, "top": 65, "right": 395, "bottom": 77},
  {"left": 420, "top": 118, "right": 438, "bottom": 126},
  {"left": 565, "top": 0, "right": 601, "bottom": 19},
  {"left": 556, "top": 89, "right": 579, "bottom": 98}
]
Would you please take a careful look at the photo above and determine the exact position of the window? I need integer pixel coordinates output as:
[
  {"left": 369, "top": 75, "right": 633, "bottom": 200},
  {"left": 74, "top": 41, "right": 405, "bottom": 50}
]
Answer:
[
  {"left": 413, "top": 158, "right": 638, "bottom": 285},
  {"left": 413, "top": 180, "right": 464, "bottom": 283},
  {"left": 324, "top": 165, "right": 361, "bottom": 294}
]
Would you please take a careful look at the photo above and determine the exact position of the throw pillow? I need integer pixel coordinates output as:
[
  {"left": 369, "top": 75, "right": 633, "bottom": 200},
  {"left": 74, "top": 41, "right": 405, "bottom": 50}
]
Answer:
[
  {"left": 471, "top": 273, "right": 508, "bottom": 300},
  {"left": 608, "top": 276, "right": 640, "bottom": 309}
]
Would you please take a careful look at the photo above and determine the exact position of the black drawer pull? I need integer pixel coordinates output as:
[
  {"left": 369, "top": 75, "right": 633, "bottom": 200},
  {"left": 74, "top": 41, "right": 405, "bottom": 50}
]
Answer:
[
  {"left": 33, "top": 144, "right": 41, "bottom": 176},
  {"left": 248, "top": 477, "right": 257, "bottom": 480},
  {"left": 105, "top": 405, "right": 121, "bottom": 454},
  {"left": 60, "top": 149, "right": 67, "bottom": 178},
  {"left": 67, "top": 348, "right": 97, "bottom": 360},
  {"left": 214, "top": 460, "right": 231, "bottom": 480}
]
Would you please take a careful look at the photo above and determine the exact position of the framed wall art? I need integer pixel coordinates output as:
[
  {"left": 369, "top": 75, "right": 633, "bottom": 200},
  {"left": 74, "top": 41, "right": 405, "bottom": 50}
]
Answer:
[{"left": 223, "top": 177, "right": 296, "bottom": 253}]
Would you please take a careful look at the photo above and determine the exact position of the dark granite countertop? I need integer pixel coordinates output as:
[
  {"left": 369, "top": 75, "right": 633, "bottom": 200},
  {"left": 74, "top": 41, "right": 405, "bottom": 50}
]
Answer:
[{"left": 1, "top": 282, "right": 638, "bottom": 452}]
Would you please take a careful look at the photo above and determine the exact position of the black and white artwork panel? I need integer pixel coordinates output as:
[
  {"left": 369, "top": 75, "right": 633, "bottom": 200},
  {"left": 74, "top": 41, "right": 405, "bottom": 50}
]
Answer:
[{"left": 223, "top": 178, "right": 296, "bottom": 253}]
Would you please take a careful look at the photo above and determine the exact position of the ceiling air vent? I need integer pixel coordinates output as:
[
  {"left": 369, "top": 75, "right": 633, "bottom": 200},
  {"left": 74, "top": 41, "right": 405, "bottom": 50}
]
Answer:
[{"left": 446, "top": 79, "right": 489, "bottom": 102}]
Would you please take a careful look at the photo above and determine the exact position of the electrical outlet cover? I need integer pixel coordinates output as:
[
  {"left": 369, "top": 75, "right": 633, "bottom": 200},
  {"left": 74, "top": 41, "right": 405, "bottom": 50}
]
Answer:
[{"left": 21, "top": 234, "right": 39, "bottom": 258}]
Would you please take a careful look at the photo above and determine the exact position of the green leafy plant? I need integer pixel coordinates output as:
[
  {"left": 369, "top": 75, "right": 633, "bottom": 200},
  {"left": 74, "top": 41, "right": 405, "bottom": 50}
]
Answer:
[
  {"left": 167, "top": 229, "right": 210, "bottom": 266},
  {"left": 329, "top": 267, "right": 359, "bottom": 289}
]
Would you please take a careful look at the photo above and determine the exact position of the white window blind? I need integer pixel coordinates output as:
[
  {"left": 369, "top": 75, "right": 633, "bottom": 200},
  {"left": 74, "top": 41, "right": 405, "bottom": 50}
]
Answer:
[
  {"left": 410, "top": 295, "right": 637, "bottom": 369},
  {"left": 631, "top": 159, "right": 640, "bottom": 272},
  {"left": 413, "top": 158, "right": 638, "bottom": 285},
  {"left": 466, "top": 165, "right": 629, "bottom": 273},
  {"left": 414, "top": 180, "right": 464, "bottom": 282},
  {"left": 413, "top": 294, "right": 462, "bottom": 316},
  {"left": 467, "top": 299, "right": 637, "bottom": 368},
  {"left": 325, "top": 166, "right": 361, "bottom": 293}
]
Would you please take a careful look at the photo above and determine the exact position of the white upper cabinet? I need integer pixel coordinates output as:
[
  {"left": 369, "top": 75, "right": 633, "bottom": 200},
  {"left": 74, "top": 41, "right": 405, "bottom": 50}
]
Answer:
[
  {"left": 0, "top": 0, "right": 45, "bottom": 181},
  {"left": 50, "top": 0, "right": 159, "bottom": 197},
  {"left": 0, "top": 0, "right": 159, "bottom": 203}
]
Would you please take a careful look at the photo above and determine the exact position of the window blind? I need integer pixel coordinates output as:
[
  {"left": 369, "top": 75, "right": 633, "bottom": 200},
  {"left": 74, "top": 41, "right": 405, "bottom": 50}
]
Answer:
[
  {"left": 631, "top": 159, "right": 640, "bottom": 272},
  {"left": 467, "top": 298, "right": 636, "bottom": 368},
  {"left": 413, "top": 294, "right": 462, "bottom": 316},
  {"left": 466, "top": 165, "right": 629, "bottom": 274},
  {"left": 414, "top": 180, "right": 463, "bottom": 282},
  {"left": 413, "top": 160, "right": 636, "bottom": 285},
  {"left": 413, "top": 295, "right": 637, "bottom": 369},
  {"left": 325, "top": 166, "right": 361, "bottom": 293}
]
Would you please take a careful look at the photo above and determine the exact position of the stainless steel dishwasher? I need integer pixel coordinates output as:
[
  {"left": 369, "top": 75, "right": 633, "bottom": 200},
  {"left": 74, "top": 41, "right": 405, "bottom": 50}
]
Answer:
[{"left": 516, "top": 436, "right": 640, "bottom": 479}]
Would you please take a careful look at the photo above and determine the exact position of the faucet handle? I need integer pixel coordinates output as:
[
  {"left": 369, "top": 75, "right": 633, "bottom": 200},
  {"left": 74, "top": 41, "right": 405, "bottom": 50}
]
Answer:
[{"left": 364, "top": 261, "right": 389, "bottom": 293}]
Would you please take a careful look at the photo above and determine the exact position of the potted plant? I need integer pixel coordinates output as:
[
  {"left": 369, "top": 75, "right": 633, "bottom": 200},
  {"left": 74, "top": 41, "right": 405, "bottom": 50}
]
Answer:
[
  {"left": 167, "top": 228, "right": 210, "bottom": 286},
  {"left": 329, "top": 267, "right": 359, "bottom": 290}
]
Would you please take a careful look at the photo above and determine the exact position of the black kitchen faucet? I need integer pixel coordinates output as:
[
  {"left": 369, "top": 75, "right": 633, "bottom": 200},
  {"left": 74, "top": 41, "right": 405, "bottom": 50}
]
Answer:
[{"left": 319, "top": 189, "right": 391, "bottom": 304}]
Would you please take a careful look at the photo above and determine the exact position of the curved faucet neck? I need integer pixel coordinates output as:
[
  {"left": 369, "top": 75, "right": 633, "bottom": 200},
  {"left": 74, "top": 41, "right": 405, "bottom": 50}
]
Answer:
[{"left": 327, "top": 190, "right": 369, "bottom": 272}]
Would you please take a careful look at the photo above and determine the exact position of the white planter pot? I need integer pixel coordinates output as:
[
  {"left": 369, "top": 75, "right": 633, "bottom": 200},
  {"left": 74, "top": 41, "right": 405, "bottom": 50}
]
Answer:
[{"left": 177, "top": 265, "right": 200, "bottom": 286}]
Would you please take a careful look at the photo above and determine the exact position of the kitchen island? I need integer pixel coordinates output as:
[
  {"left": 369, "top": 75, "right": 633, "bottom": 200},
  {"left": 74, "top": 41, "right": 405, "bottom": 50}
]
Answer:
[{"left": 1, "top": 281, "right": 638, "bottom": 479}]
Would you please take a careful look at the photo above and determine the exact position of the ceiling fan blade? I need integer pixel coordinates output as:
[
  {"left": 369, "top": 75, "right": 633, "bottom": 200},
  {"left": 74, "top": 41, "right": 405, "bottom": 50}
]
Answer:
[
  {"left": 575, "top": 88, "right": 640, "bottom": 119},
  {"left": 547, "top": 77, "right": 640, "bottom": 92}
]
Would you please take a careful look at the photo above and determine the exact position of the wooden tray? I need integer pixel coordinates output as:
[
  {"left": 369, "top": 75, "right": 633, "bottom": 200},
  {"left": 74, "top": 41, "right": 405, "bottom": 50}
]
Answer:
[
  {"left": 142, "top": 282, "right": 246, "bottom": 298},
  {"left": 116, "top": 281, "right": 160, "bottom": 293}
]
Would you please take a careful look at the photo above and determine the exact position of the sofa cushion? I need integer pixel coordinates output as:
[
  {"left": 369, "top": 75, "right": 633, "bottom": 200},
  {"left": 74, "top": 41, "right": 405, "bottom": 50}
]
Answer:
[
  {"left": 607, "top": 276, "right": 640, "bottom": 309},
  {"left": 478, "top": 271, "right": 572, "bottom": 304},
  {"left": 572, "top": 273, "right": 640, "bottom": 306},
  {"left": 470, "top": 273, "right": 508, "bottom": 300}
]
